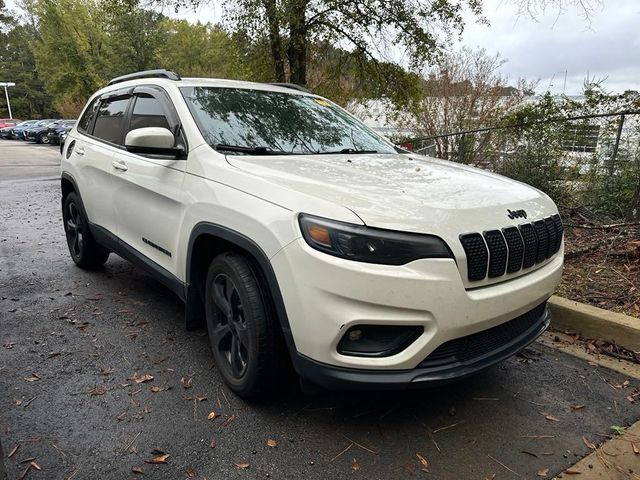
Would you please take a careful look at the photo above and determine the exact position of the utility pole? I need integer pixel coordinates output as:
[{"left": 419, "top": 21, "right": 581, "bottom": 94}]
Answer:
[{"left": 0, "top": 82, "right": 16, "bottom": 119}]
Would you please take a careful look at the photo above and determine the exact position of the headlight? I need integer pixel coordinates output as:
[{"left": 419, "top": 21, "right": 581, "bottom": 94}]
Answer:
[{"left": 298, "top": 214, "right": 452, "bottom": 265}]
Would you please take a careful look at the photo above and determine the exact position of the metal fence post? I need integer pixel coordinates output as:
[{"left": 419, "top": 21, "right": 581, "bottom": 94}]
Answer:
[
  {"left": 609, "top": 114, "right": 625, "bottom": 175},
  {"left": 458, "top": 133, "right": 466, "bottom": 163}
]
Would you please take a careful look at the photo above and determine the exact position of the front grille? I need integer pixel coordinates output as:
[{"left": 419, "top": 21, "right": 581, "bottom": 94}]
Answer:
[
  {"left": 460, "top": 214, "right": 563, "bottom": 282},
  {"left": 418, "top": 302, "right": 547, "bottom": 369}
]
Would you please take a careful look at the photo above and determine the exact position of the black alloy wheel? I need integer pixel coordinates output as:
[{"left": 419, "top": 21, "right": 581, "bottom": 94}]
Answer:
[
  {"left": 62, "top": 192, "right": 109, "bottom": 269},
  {"left": 204, "top": 253, "right": 282, "bottom": 398}
]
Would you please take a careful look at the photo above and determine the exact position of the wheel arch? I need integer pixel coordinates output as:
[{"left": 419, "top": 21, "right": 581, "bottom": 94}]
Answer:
[{"left": 185, "top": 223, "right": 297, "bottom": 357}]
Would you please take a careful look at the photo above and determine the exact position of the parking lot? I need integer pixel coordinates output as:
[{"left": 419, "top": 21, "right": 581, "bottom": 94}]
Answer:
[{"left": 1, "top": 141, "right": 639, "bottom": 479}]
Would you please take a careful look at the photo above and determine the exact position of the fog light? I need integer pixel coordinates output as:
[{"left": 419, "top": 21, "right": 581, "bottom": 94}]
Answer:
[
  {"left": 348, "top": 329, "right": 363, "bottom": 341},
  {"left": 337, "top": 325, "right": 423, "bottom": 357}
]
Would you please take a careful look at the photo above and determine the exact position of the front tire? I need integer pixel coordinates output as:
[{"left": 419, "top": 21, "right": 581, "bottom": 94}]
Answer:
[
  {"left": 62, "top": 192, "right": 109, "bottom": 269},
  {"left": 39, "top": 134, "right": 50, "bottom": 144},
  {"left": 205, "top": 253, "right": 281, "bottom": 398}
]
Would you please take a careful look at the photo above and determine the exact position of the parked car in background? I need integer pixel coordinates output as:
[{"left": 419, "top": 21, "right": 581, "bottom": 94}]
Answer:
[
  {"left": 0, "top": 118, "right": 20, "bottom": 129},
  {"left": 47, "top": 120, "right": 76, "bottom": 145},
  {"left": 14, "top": 119, "right": 57, "bottom": 140},
  {"left": 1, "top": 120, "right": 37, "bottom": 139},
  {"left": 24, "top": 119, "right": 61, "bottom": 143}
]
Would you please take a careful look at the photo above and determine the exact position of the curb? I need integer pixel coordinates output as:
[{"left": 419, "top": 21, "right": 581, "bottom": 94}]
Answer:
[{"left": 548, "top": 295, "right": 640, "bottom": 351}]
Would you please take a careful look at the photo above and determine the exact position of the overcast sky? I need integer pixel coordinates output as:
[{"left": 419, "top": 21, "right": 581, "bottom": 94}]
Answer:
[{"left": 166, "top": 0, "right": 639, "bottom": 95}]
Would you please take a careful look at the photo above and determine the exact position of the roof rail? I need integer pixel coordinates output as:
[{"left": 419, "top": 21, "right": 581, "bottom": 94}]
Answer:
[
  {"left": 108, "top": 69, "right": 181, "bottom": 86},
  {"left": 269, "top": 82, "right": 311, "bottom": 94}
]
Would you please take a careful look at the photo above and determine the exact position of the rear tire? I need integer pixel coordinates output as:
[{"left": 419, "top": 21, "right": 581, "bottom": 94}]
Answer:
[
  {"left": 62, "top": 192, "right": 109, "bottom": 269},
  {"left": 205, "top": 252, "right": 281, "bottom": 398}
]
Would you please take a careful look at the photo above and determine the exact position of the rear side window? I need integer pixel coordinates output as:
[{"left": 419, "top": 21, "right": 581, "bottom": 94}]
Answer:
[
  {"left": 77, "top": 98, "right": 99, "bottom": 133},
  {"left": 129, "top": 95, "right": 170, "bottom": 131},
  {"left": 93, "top": 97, "right": 130, "bottom": 144}
]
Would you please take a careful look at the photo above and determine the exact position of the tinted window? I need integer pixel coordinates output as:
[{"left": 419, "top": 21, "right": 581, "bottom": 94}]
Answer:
[
  {"left": 93, "top": 97, "right": 130, "bottom": 144},
  {"left": 129, "top": 95, "right": 170, "bottom": 131},
  {"left": 179, "top": 87, "right": 396, "bottom": 155},
  {"left": 78, "top": 98, "right": 99, "bottom": 133}
]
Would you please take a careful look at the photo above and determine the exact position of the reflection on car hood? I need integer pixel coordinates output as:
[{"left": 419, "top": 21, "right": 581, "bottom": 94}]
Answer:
[{"left": 226, "top": 152, "right": 556, "bottom": 233}]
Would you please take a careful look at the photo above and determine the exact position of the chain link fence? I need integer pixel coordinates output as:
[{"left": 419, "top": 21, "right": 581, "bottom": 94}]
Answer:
[{"left": 402, "top": 111, "right": 640, "bottom": 221}]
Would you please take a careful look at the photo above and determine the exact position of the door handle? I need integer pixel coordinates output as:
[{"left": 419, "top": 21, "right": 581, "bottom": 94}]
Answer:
[
  {"left": 112, "top": 160, "right": 128, "bottom": 171},
  {"left": 75, "top": 148, "right": 85, "bottom": 156}
]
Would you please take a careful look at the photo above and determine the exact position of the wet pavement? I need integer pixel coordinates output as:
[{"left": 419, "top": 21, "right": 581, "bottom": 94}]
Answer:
[{"left": 1, "top": 141, "right": 639, "bottom": 479}]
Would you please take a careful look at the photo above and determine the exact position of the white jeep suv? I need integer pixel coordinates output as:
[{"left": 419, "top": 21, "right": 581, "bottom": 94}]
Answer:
[{"left": 61, "top": 69, "right": 564, "bottom": 398}]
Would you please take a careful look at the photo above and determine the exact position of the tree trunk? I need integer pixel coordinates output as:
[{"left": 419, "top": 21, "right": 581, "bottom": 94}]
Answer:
[
  {"left": 287, "top": 0, "right": 307, "bottom": 85},
  {"left": 263, "top": 0, "right": 285, "bottom": 82}
]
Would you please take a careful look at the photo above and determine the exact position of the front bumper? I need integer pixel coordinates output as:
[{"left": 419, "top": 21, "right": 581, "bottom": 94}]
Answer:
[
  {"left": 291, "top": 303, "right": 550, "bottom": 390},
  {"left": 271, "top": 237, "right": 563, "bottom": 372}
]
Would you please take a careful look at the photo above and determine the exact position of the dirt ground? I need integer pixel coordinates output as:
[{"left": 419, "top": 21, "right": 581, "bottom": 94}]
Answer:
[{"left": 559, "top": 211, "right": 640, "bottom": 319}]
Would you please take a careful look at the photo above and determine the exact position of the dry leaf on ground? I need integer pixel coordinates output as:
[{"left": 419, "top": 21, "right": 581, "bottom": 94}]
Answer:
[
  {"left": 207, "top": 411, "right": 219, "bottom": 421},
  {"left": 351, "top": 459, "right": 360, "bottom": 471},
  {"left": 129, "top": 373, "right": 154, "bottom": 384},
  {"left": 537, "top": 468, "right": 549, "bottom": 477},
  {"left": 416, "top": 453, "right": 429, "bottom": 472},
  {"left": 181, "top": 375, "right": 193, "bottom": 389},
  {"left": 543, "top": 413, "right": 559, "bottom": 422},
  {"left": 131, "top": 467, "right": 144, "bottom": 474},
  {"left": 233, "top": 462, "right": 250, "bottom": 469},
  {"left": 266, "top": 439, "right": 277, "bottom": 447},
  {"left": 145, "top": 454, "right": 170, "bottom": 464}
]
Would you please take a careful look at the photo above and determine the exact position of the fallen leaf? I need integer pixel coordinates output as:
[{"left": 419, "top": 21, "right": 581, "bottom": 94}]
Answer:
[
  {"left": 210, "top": 438, "right": 217, "bottom": 449},
  {"left": 207, "top": 411, "right": 219, "bottom": 421},
  {"left": 145, "top": 454, "right": 170, "bottom": 464},
  {"left": 416, "top": 453, "right": 429, "bottom": 472},
  {"left": 564, "top": 469, "right": 582, "bottom": 474},
  {"left": 150, "top": 385, "right": 171, "bottom": 393},
  {"left": 266, "top": 439, "right": 277, "bottom": 448},
  {"left": 128, "top": 373, "right": 154, "bottom": 384},
  {"left": 185, "top": 466, "right": 196, "bottom": 477},
  {"left": 195, "top": 395, "right": 207, "bottom": 402},
  {"left": 351, "top": 458, "right": 360, "bottom": 471},
  {"left": 30, "top": 462, "right": 41, "bottom": 471},
  {"left": 571, "top": 404, "right": 585, "bottom": 410},
  {"left": 233, "top": 462, "right": 250, "bottom": 470},
  {"left": 632, "top": 442, "right": 639, "bottom": 455},
  {"left": 537, "top": 468, "right": 549, "bottom": 477},
  {"left": 543, "top": 414, "right": 559, "bottom": 422},
  {"left": 89, "top": 386, "right": 107, "bottom": 396},
  {"left": 582, "top": 436, "right": 596, "bottom": 450},
  {"left": 222, "top": 414, "right": 236, "bottom": 427},
  {"left": 131, "top": 466, "right": 144, "bottom": 474},
  {"left": 181, "top": 375, "right": 193, "bottom": 389},
  {"left": 23, "top": 373, "right": 41, "bottom": 382},
  {"left": 8, "top": 444, "right": 20, "bottom": 458}
]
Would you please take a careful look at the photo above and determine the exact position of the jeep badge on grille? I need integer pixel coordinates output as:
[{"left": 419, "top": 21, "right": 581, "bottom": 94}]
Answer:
[{"left": 507, "top": 209, "right": 527, "bottom": 219}]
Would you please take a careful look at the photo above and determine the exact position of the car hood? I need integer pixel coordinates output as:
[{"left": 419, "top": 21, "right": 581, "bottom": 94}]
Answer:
[{"left": 226, "top": 152, "right": 557, "bottom": 234}]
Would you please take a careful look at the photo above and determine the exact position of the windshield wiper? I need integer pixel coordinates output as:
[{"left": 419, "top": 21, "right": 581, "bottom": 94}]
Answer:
[
  {"left": 215, "top": 144, "right": 288, "bottom": 155},
  {"left": 316, "top": 148, "right": 379, "bottom": 155}
]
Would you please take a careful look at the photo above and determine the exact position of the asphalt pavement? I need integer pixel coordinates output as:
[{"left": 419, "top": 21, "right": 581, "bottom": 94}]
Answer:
[{"left": 1, "top": 141, "right": 639, "bottom": 479}]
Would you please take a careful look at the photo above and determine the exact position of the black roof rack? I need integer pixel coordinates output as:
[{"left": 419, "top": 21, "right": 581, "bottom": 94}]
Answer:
[
  {"left": 269, "top": 82, "right": 311, "bottom": 94},
  {"left": 108, "top": 69, "right": 181, "bottom": 86}
]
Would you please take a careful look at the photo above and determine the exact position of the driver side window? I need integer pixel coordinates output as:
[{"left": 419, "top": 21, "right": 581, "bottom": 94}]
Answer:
[{"left": 129, "top": 95, "right": 170, "bottom": 131}]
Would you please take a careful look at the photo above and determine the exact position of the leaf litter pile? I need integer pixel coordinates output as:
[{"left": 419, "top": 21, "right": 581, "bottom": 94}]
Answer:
[{"left": 559, "top": 208, "right": 640, "bottom": 318}]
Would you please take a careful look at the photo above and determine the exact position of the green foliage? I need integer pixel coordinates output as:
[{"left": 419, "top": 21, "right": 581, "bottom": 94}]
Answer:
[
  {"left": 32, "top": 0, "right": 111, "bottom": 104},
  {"left": 0, "top": 21, "right": 55, "bottom": 118},
  {"left": 156, "top": 20, "right": 250, "bottom": 79},
  {"left": 496, "top": 94, "right": 576, "bottom": 204}
]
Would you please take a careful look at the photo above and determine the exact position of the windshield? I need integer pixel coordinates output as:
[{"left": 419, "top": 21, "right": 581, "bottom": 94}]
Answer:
[{"left": 180, "top": 87, "right": 396, "bottom": 155}]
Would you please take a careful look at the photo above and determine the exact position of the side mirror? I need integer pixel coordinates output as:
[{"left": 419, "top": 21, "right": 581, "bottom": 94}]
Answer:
[{"left": 125, "top": 127, "right": 184, "bottom": 158}]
